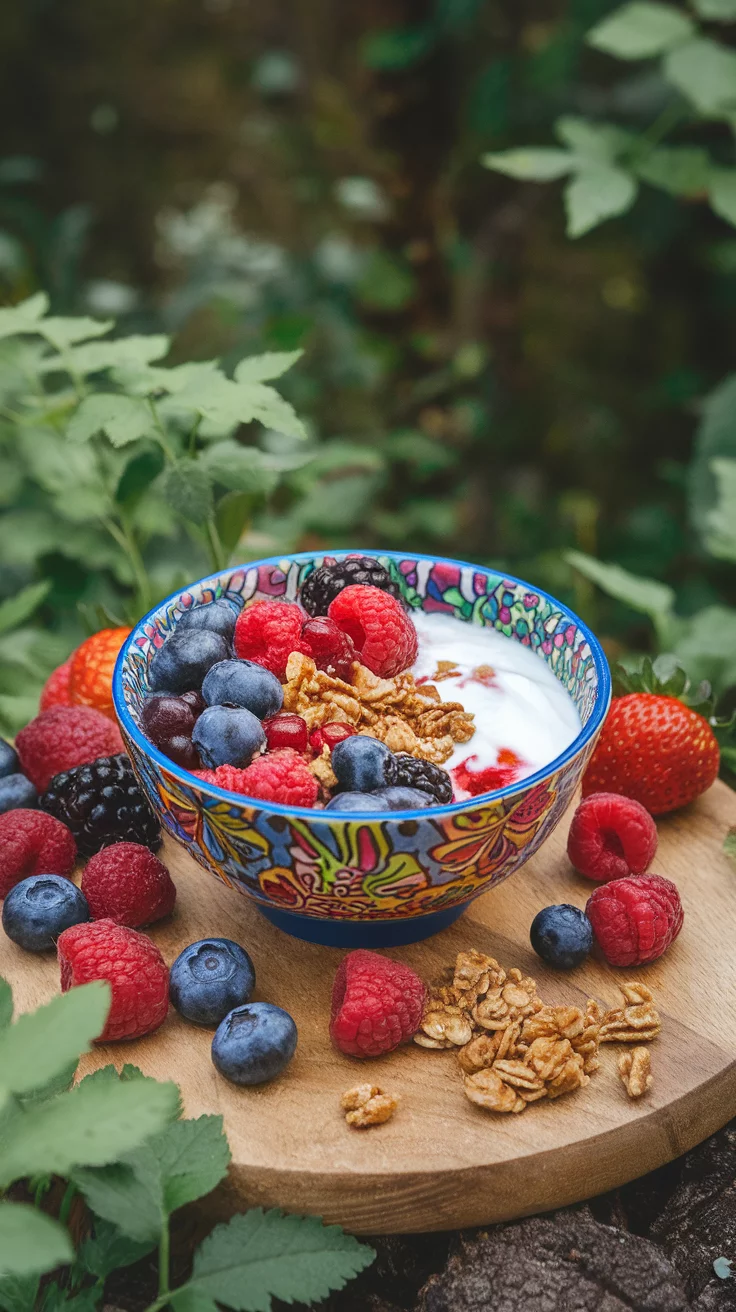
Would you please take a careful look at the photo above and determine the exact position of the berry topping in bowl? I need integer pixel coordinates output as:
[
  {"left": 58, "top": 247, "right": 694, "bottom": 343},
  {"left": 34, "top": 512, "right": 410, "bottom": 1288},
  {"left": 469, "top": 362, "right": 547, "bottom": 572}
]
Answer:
[
  {"left": 328, "top": 585, "right": 417, "bottom": 678},
  {"left": 175, "top": 596, "right": 242, "bottom": 642},
  {"left": 301, "top": 556, "right": 402, "bottom": 616},
  {"left": 233, "top": 601, "right": 304, "bottom": 680},
  {"left": 149, "top": 629, "right": 231, "bottom": 695},
  {"left": 331, "top": 735, "right": 397, "bottom": 793},
  {"left": 300, "top": 616, "right": 356, "bottom": 680},
  {"left": 202, "top": 658, "right": 284, "bottom": 720},
  {"left": 263, "top": 712, "right": 309, "bottom": 752},
  {"left": 192, "top": 704, "right": 266, "bottom": 769}
]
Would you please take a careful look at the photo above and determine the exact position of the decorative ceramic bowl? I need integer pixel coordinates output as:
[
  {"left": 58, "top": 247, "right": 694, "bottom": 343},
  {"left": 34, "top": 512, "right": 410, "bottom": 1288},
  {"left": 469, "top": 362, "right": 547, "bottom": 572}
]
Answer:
[{"left": 113, "top": 551, "right": 610, "bottom": 947}]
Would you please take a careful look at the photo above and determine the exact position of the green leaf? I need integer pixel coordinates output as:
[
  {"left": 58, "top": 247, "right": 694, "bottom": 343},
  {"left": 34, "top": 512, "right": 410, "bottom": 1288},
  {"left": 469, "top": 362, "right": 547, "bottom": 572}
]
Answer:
[
  {"left": 0, "top": 983, "right": 110, "bottom": 1097},
  {"left": 635, "top": 146, "right": 710, "bottom": 196},
  {"left": 566, "top": 549, "right": 675, "bottom": 618},
  {"left": 167, "top": 373, "right": 307, "bottom": 442},
  {"left": 564, "top": 165, "right": 638, "bottom": 237},
  {"left": 672, "top": 604, "right": 736, "bottom": 694},
  {"left": 709, "top": 169, "right": 736, "bottom": 227},
  {"left": 0, "top": 582, "right": 51, "bottom": 638},
  {"left": 37, "top": 318, "right": 113, "bottom": 352},
  {"left": 0, "top": 1272, "right": 39, "bottom": 1312},
  {"left": 160, "top": 460, "right": 214, "bottom": 526},
  {"left": 0, "top": 1072, "right": 179, "bottom": 1187},
  {"left": 115, "top": 444, "right": 166, "bottom": 507},
  {"left": 215, "top": 492, "right": 253, "bottom": 555},
  {"left": 170, "top": 1210, "right": 375, "bottom": 1312},
  {"left": 201, "top": 442, "right": 279, "bottom": 497},
  {"left": 17, "top": 1060, "right": 78, "bottom": 1109},
  {"left": 481, "top": 148, "right": 575, "bottom": 180},
  {"left": 233, "top": 351, "right": 302, "bottom": 385},
  {"left": 39, "top": 1283, "right": 100, "bottom": 1312},
  {"left": 0, "top": 294, "right": 50, "bottom": 342},
  {"left": 361, "top": 25, "right": 434, "bottom": 71},
  {"left": 0, "top": 981, "right": 11, "bottom": 1030},
  {"left": 67, "top": 394, "right": 154, "bottom": 448},
  {"left": 40, "top": 334, "right": 170, "bottom": 378},
  {"left": 705, "top": 458, "right": 736, "bottom": 559},
  {"left": 0, "top": 1203, "right": 73, "bottom": 1279},
  {"left": 76, "top": 1219, "right": 156, "bottom": 1281},
  {"left": 689, "top": 373, "right": 736, "bottom": 539},
  {"left": 692, "top": 0, "right": 736, "bottom": 15},
  {"left": 72, "top": 1160, "right": 160, "bottom": 1243},
  {"left": 664, "top": 39, "right": 736, "bottom": 116},
  {"left": 554, "top": 117, "right": 636, "bottom": 161},
  {"left": 587, "top": 2, "right": 695, "bottom": 59}
]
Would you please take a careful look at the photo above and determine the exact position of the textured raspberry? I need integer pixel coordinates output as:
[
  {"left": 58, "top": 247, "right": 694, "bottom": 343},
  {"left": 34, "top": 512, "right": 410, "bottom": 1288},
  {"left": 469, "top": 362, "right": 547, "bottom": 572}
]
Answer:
[
  {"left": 328, "top": 586, "right": 418, "bottom": 678},
  {"left": 69, "top": 627, "right": 131, "bottom": 719},
  {"left": 58, "top": 918, "right": 169, "bottom": 1041},
  {"left": 194, "top": 752, "right": 318, "bottom": 807},
  {"left": 330, "top": 950, "right": 426, "bottom": 1058},
  {"left": 586, "top": 873, "right": 683, "bottom": 967},
  {"left": 194, "top": 765, "right": 250, "bottom": 791},
  {"left": 40, "top": 659, "right": 73, "bottom": 712},
  {"left": 17, "top": 707, "right": 124, "bottom": 793},
  {"left": 0, "top": 809, "right": 77, "bottom": 899},
  {"left": 81, "top": 842, "right": 176, "bottom": 928},
  {"left": 233, "top": 601, "right": 304, "bottom": 680},
  {"left": 567, "top": 792, "right": 658, "bottom": 883}
]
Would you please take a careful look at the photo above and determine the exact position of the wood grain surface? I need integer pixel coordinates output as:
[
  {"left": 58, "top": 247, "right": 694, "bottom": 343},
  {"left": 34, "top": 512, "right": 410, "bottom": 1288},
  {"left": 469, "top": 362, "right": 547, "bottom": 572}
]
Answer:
[{"left": 2, "top": 781, "right": 736, "bottom": 1235}]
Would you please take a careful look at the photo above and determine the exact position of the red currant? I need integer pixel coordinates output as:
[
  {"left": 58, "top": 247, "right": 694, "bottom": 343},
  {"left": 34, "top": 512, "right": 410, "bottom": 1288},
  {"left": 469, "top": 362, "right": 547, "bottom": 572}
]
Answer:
[
  {"left": 300, "top": 616, "right": 356, "bottom": 680},
  {"left": 263, "top": 713, "right": 309, "bottom": 753},
  {"left": 180, "top": 689, "right": 206, "bottom": 716},
  {"left": 309, "top": 722, "right": 357, "bottom": 753}
]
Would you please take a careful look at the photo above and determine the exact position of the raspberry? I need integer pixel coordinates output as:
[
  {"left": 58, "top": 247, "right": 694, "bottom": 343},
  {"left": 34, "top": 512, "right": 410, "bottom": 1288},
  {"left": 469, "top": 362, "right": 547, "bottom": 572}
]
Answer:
[
  {"left": 81, "top": 842, "right": 176, "bottom": 928},
  {"left": 40, "top": 659, "right": 73, "bottom": 712},
  {"left": 328, "top": 586, "right": 418, "bottom": 679},
  {"left": 58, "top": 918, "right": 169, "bottom": 1041},
  {"left": 233, "top": 602, "right": 304, "bottom": 680},
  {"left": 0, "top": 810, "right": 77, "bottom": 899},
  {"left": 330, "top": 949, "right": 426, "bottom": 1058},
  {"left": 586, "top": 873, "right": 683, "bottom": 967},
  {"left": 194, "top": 765, "right": 250, "bottom": 791},
  {"left": 69, "top": 627, "right": 131, "bottom": 720},
  {"left": 17, "top": 707, "right": 124, "bottom": 793},
  {"left": 567, "top": 792, "right": 658, "bottom": 883},
  {"left": 301, "top": 557, "right": 403, "bottom": 617},
  {"left": 309, "top": 722, "right": 356, "bottom": 753},
  {"left": 239, "top": 750, "right": 318, "bottom": 808},
  {"left": 263, "top": 713, "right": 309, "bottom": 753},
  {"left": 300, "top": 617, "right": 356, "bottom": 680}
]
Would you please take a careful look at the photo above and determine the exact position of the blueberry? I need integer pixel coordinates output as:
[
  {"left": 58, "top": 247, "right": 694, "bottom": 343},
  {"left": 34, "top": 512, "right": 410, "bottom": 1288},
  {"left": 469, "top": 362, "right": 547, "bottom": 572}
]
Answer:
[
  {"left": 530, "top": 904, "right": 593, "bottom": 970},
  {"left": 324, "top": 791, "right": 391, "bottom": 812},
  {"left": 212, "top": 1002, "right": 297, "bottom": 1085},
  {"left": 192, "top": 705, "right": 265, "bottom": 769},
  {"left": 176, "top": 598, "right": 242, "bottom": 643},
  {"left": 3, "top": 875, "right": 90, "bottom": 952},
  {"left": 0, "top": 738, "right": 18, "bottom": 779},
  {"left": 170, "top": 937, "right": 256, "bottom": 1026},
  {"left": 202, "top": 660, "right": 283, "bottom": 721},
  {"left": 373, "top": 785, "right": 434, "bottom": 810},
  {"left": 0, "top": 774, "right": 38, "bottom": 814},
  {"left": 149, "top": 630, "right": 230, "bottom": 695},
  {"left": 331, "top": 736, "right": 397, "bottom": 793}
]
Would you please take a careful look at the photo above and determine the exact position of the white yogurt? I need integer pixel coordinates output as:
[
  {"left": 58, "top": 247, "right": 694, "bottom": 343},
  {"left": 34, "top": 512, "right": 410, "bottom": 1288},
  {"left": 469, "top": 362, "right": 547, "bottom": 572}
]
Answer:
[{"left": 410, "top": 611, "right": 581, "bottom": 797}]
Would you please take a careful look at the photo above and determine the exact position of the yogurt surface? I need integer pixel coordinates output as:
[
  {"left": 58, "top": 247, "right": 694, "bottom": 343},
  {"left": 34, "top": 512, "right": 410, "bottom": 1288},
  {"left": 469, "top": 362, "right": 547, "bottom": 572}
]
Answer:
[{"left": 410, "top": 610, "right": 582, "bottom": 798}]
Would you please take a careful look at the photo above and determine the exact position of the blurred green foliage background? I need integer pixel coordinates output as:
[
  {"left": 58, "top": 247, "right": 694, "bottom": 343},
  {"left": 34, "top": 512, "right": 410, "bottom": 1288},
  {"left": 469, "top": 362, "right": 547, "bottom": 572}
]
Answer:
[{"left": 1, "top": 0, "right": 736, "bottom": 731}]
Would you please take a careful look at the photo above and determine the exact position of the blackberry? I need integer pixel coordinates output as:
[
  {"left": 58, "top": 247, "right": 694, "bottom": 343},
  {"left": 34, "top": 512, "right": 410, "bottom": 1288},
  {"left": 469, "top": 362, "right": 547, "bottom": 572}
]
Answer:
[
  {"left": 41, "top": 754, "right": 161, "bottom": 858},
  {"left": 301, "top": 556, "right": 403, "bottom": 617},
  {"left": 393, "top": 754, "right": 453, "bottom": 805}
]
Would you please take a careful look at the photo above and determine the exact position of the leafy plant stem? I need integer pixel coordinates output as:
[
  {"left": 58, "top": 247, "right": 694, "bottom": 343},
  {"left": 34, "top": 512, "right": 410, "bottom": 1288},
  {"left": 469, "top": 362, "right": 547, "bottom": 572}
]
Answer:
[
  {"left": 188, "top": 414, "right": 202, "bottom": 456},
  {"left": 205, "top": 515, "right": 227, "bottom": 571},
  {"left": 148, "top": 399, "right": 177, "bottom": 462},
  {"left": 157, "top": 1218, "right": 171, "bottom": 1305},
  {"left": 103, "top": 515, "right": 152, "bottom": 616},
  {"left": 58, "top": 1180, "right": 76, "bottom": 1226},
  {"left": 630, "top": 99, "right": 687, "bottom": 164}
]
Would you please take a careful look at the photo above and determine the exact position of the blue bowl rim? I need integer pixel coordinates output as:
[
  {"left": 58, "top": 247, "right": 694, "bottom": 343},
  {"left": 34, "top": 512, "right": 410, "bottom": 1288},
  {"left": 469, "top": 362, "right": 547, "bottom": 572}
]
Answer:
[{"left": 112, "top": 549, "right": 611, "bottom": 823}]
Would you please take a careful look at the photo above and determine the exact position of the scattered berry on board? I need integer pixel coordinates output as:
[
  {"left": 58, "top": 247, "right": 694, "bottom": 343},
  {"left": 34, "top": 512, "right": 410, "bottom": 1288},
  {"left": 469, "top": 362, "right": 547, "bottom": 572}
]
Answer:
[
  {"left": 3, "top": 875, "right": 90, "bottom": 952},
  {"left": 529, "top": 904, "right": 593, "bottom": 970},
  {"left": 40, "top": 658, "right": 74, "bottom": 712},
  {"left": 170, "top": 938, "right": 256, "bottom": 1027},
  {"left": 0, "top": 774, "right": 38, "bottom": 815},
  {"left": 586, "top": 873, "right": 684, "bottom": 967},
  {"left": 41, "top": 754, "right": 161, "bottom": 858},
  {"left": 58, "top": 918, "right": 170, "bottom": 1041},
  {"left": 301, "top": 556, "right": 402, "bottom": 617},
  {"left": 327, "top": 585, "right": 417, "bottom": 678},
  {"left": 0, "top": 810, "right": 77, "bottom": 899},
  {"left": 211, "top": 1002, "right": 298, "bottom": 1085},
  {"left": 0, "top": 738, "right": 19, "bottom": 779},
  {"left": 69, "top": 627, "right": 131, "bottom": 719},
  {"left": 567, "top": 792, "right": 658, "bottom": 882},
  {"left": 330, "top": 949, "right": 426, "bottom": 1058},
  {"left": 16, "top": 706, "right": 124, "bottom": 793},
  {"left": 81, "top": 842, "right": 176, "bottom": 928}
]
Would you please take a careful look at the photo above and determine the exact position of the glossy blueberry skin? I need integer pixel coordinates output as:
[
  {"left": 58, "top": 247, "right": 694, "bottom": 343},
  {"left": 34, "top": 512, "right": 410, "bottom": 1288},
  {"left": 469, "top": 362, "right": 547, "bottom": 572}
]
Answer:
[
  {"left": 331, "top": 736, "right": 397, "bottom": 793},
  {"left": 149, "top": 630, "right": 230, "bottom": 695},
  {"left": 170, "top": 937, "right": 256, "bottom": 1027},
  {"left": 192, "top": 705, "right": 266, "bottom": 769},
  {"left": 530, "top": 904, "right": 593, "bottom": 971},
  {"left": 374, "top": 785, "right": 434, "bottom": 810},
  {"left": 0, "top": 738, "right": 18, "bottom": 779},
  {"left": 212, "top": 1002, "right": 298, "bottom": 1085},
  {"left": 324, "top": 791, "right": 391, "bottom": 812},
  {"left": 176, "top": 598, "right": 242, "bottom": 643},
  {"left": 3, "top": 875, "right": 90, "bottom": 952},
  {"left": 0, "top": 774, "right": 38, "bottom": 814},
  {"left": 202, "top": 660, "right": 283, "bottom": 721}
]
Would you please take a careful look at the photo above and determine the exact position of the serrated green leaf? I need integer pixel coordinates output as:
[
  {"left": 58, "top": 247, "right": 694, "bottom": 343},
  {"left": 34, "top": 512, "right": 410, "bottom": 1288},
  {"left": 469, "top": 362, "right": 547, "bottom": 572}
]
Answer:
[
  {"left": 202, "top": 442, "right": 280, "bottom": 497},
  {"left": 705, "top": 458, "right": 736, "bottom": 559},
  {"left": 76, "top": 1219, "right": 156, "bottom": 1281},
  {"left": 635, "top": 147, "right": 710, "bottom": 196},
  {"left": 72, "top": 1160, "right": 160, "bottom": 1242},
  {"left": 0, "top": 1204, "right": 73, "bottom": 1279},
  {"left": 482, "top": 148, "right": 575, "bottom": 180},
  {"left": 566, "top": 550, "right": 675, "bottom": 617},
  {"left": 0, "top": 1272, "right": 39, "bottom": 1312},
  {"left": 724, "top": 828, "right": 736, "bottom": 860},
  {"left": 160, "top": 460, "right": 214, "bottom": 526},
  {"left": 692, "top": 0, "right": 736, "bottom": 15},
  {"left": 554, "top": 117, "right": 635, "bottom": 161},
  {"left": 165, "top": 373, "right": 307, "bottom": 441},
  {"left": 664, "top": 39, "right": 736, "bottom": 116},
  {"left": 0, "top": 984, "right": 110, "bottom": 1097},
  {"left": 0, "top": 294, "right": 50, "bottom": 342},
  {"left": 17, "top": 1060, "right": 78, "bottom": 1109},
  {"left": 709, "top": 169, "right": 736, "bottom": 228},
  {"left": 0, "top": 582, "right": 51, "bottom": 638},
  {"left": 587, "top": 2, "right": 694, "bottom": 59},
  {"left": 170, "top": 1210, "right": 375, "bottom": 1312},
  {"left": 564, "top": 165, "right": 638, "bottom": 237},
  {"left": 0, "top": 982, "right": 11, "bottom": 1030},
  {"left": 0, "top": 1072, "right": 179, "bottom": 1187},
  {"left": 233, "top": 351, "right": 302, "bottom": 385},
  {"left": 67, "top": 394, "right": 153, "bottom": 447},
  {"left": 40, "top": 334, "right": 170, "bottom": 378}
]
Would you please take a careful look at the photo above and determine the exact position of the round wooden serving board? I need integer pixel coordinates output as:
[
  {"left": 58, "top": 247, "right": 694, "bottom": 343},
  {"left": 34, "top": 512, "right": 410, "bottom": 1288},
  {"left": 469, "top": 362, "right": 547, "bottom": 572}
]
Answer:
[{"left": 3, "top": 782, "right": 736, "bottom": 1235}]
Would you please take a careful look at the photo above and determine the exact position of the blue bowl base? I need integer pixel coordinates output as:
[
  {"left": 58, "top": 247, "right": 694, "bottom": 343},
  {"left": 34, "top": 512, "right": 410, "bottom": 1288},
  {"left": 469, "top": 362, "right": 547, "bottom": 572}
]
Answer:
[{"left": 256, "top": 902, "right": 467, "bottom": 947}]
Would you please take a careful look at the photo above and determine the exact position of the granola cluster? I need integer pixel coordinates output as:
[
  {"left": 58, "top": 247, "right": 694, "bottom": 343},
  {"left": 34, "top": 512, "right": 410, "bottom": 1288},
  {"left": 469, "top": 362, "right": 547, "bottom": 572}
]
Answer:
[
  {"left": 283, "top": 651, "right": 475, "bottom": 765},
  {"left": 341, "top": 1083, "right": 399, "bottom": 1128},
  {"left": 414, "top": 950, "right": 659, "bottom": 1112},
  {"left": 618, "top": 1046, "right": 653, "bottom": 1099}
]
